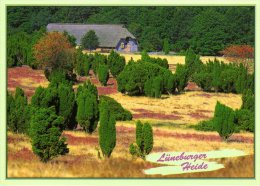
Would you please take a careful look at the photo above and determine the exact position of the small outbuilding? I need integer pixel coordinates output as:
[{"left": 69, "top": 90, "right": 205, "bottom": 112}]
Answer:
[{"left": 47, "top": 23, "right": 138, "bottom": 52}]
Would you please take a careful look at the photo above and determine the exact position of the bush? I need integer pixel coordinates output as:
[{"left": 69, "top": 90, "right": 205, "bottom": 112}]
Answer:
[
  {"left": 141, "top": 51, "right": 169, "bottom": 69},
  {"left": 117, "top": 61, "right": 175, "bottom": 96},
  {"left": 8, "top": 87, "right": 28, "bottom": 133},
  {"left": 75, "top": 49, "right": 91, "bottom": 76},
  {"left": 129, "top": 121, "right": 153, "bottom": 158},
  {"left": 57, "top": 83, "right": 77, "bottom": 130},
  {"left": 185, "top": 48, "right": 203, "bottom": 79},
  {"left": 107, "top": 50, "right": 126, "bottom": 77},
  {"left": 234, "top": 109, "right": 254, "bottom": 132},
  {"left": 29, "top": 106, "right": 69, "bottom": 162},
  {"left": 144, "top": 76, "right": 163, "bottom": 98},
  {"left": 242, "top": 89, "right": 254, "bottom": 112},
  {"left": 214, "top": 102, "right": 235, "bottom": 141},
  {"left": 192, "top": 120, "right": 215, "bottom": 131},
  {"left": 92, "top": 53, "right": 107, "bottom": 75},
  {"left": 76, "top": 82, "right": 99, "bottom": 133},
  {"left": 97, "top": 64, "right": 109, "bottom": 86},
  {"left": 193, "top": 59, "right": 251, "bottom": 93},
  {"left": 99, "top": 95, "right": 132, "bottom": 121},
  {"left": 99, "top": 101, "right": 116, "bottom": 158},
  {"left": 175, "top": 64, "right": 189, "bottom": 92}
]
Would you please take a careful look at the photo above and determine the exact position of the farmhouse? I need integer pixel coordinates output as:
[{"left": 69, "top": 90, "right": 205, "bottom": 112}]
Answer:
[{"left": 47, "top": 23, "right": 138, "bottom": 52}]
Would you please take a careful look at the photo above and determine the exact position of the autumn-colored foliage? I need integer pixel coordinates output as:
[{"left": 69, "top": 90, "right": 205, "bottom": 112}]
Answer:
[
  {"left": 33, "top": 32, "right": 74, "bottom": 69},
  {"left": 220, "top": 45, "right": 254, "bottom": 67}
]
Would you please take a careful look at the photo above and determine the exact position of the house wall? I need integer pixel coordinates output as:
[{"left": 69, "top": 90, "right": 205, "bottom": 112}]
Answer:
[{"left": 116, "top": 38, "right": 138, "bottom": 52}]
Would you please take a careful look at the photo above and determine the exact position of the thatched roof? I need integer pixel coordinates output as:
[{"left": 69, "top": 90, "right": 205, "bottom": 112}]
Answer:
[{"left": 47, "top": 23, "right": 136, "bottom": 48}]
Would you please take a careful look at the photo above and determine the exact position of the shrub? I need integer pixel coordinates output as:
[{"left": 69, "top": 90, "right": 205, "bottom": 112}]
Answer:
[
  {"left": 29, "top": 106, "right": 69, "bottom": 162},
  {"left": 141, "top": 51, "right": 169, "bottom": 69},
  {"left": 8, "top": 87, "right": 28, "bottom": 133},
  {"left": 57, "top": 83, "right": 77, "bottom": 130},
  {"left": 75, "top": 49, "right": 91, "bottom": 76},
  {"left": 144, "top": 76, "right": 163, "bottom": 98},
  {"left": 107, "top": 50, "right": 126, "bottom": 77},
  {"left": 98, "top": 101, "right": 116, "bottom": 158},
  {"left": 76, "top": 82, "right": 99, "bottom": 133},
  {"left": 213, "top": 102, "right": 235, "bottom": 141},
  {"left": 99, "top": 95, "right": 132, "bottom": 121},
  {"left": 234, "top": 109, "right": 254, "bottom": 132},
  {"left": 175, "top": 64, "right": 189, "bottom": 92},
  {"left": 185, "top": 48, "right": 203, "bottom": 79},
  {"left": 98, "top": 64, "right": 109, "bottom": 86},
  {"left": 192, "top": 120, "right": 215, "bottom": 131},
  {"left": 193, "top": 59, "right": 250, "bottom": 93},
  {"left": 92, "top": 53, "right": 107, "bottom": 75},
  {"left": 117, "top": 61, "right": 175, "bottom": 96},
  {"left": 242, "top": 89, "right": 254, "bottom": 112},
  {"left": 129, "top": 121, "right": 153, "bottom": 158}
]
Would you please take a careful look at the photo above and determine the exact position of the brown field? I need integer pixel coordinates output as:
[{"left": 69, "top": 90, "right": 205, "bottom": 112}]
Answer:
[{"left": 7, "top": 64, "right": 254, "bottom": 178}]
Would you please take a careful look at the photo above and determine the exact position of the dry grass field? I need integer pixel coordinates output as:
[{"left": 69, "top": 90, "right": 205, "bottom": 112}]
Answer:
[
  {"left": 7, "top": 64, "right": 254, "bottom": 178},
  {"left": 8, "top": 122, "right": 254, "bottom": 178}
]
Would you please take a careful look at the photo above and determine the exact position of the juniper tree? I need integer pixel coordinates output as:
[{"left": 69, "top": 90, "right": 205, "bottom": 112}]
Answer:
[
  {"left": 76, "top": 82, "right": 99, "bottom": 133},
  {"left": 129, "top": 120, "right": 153, "bottom": 158},
  {"left": 214, "top": 102, "right": 235, "bottom": 141},
  {"left": 97, "top": 64, "right": 109, "bottom": 86},
  {"left": 58, "top": 83, "right": 77, "bottom": 130},
  {"left": 107, "top": 50, "right": 126, "bottom": 77},
  {"left": 29, "top": 106, "right": 69, "bottom": 162},
  {"left": 8, "top": 87, "right": 28, "bottom": 133},
  {"left": 98, "top": 101, "right": 116, "bottom": 158}
]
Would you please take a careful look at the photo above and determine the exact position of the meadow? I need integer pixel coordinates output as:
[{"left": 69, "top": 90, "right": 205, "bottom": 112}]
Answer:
[{"left": 7, "top": 60, "right": 254, "bottom": 178}]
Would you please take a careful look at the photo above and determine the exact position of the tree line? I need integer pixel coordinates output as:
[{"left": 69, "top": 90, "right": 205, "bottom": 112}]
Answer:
[{"left": 7, "top": 6, "right": 254, "bottom": 55}]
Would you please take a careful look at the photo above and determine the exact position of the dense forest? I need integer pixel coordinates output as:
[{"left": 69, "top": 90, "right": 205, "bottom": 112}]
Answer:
[{"left": 7, "top": 6, "right": 254, "bottom": 56}]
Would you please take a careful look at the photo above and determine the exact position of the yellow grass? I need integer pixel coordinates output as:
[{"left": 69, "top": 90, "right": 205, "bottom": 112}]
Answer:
[
  {"left": 108, "top": 91, "right": 242, "bottom": 124},
  {"left": 8, "top": 120, "right": 254, "bottom": 178}
]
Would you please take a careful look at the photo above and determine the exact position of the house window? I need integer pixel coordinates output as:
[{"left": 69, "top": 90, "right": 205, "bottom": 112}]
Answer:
[{"left": 120, "top": 42, "right": 125, "bottom": 49}]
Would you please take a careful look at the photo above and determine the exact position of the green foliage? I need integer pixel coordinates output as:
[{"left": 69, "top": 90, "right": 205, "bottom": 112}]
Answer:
[
  {"left": 97, "top": 64, "right": 109, "bottom": 86},
  {"left": 107, "top": 50, "right": 126, "bottom": 77},
  {"left": 193, "top": 59, "right": 251, "bottom": 93},
  {"left": 234, "top": 109, "right": 254, "bottom": 132},
  {"left": 7, "top": 87, "right": 28, "bottom": 134},
  {"left": 75, "top": 49, "right": 92, "bottom": 76},
  {"left": 57, "top": 83, "right": 77, "bottom": 130},
  {"left": 63, "top": 31, "right": 76, "bottom": 47},
  {"left": 81, "top": 30, "right": 99, "bottom": 51},
  {"left": 92, "top": 53, "right": 107, "bottom": 75},
  {"left": 143, "top": 122, "right": 153, "bottom": 155},
  {"left": 99, "top": 95, "right": 132, "bottom": 121},
  {"left": 76, "top": 81, "right": 99, "bottom": 133},
  {"left": 29, "top": 106, "right": 69, "bottom": 162},
  {"left": 98, "top": 100, "right": 116, "bottom": 158},
  {"left": 163, "top": 38, "right": 170, "bottom": 55},
  {"left": 130, "top": 121, "right": 153, "bottom": 158},
  {"left": 140, "top": 51, "right": 169, "bottom": 69},
  {"left": 191, "top": 120, "right": 215, "bottom": 132},
  {"left": 242, "top": 89, "right": 254, "bottom": 112},
  {"left": 8, "top": 7, "right": 254, "bottom": 55},
  {"left": 136, "top": 121, "right": 143, "bottom": 150},
  {"left": 175, "top": 64, "right": 189, "bottom": 92},
  {"left": 185, "top": 48, "right": 203, "bottom": 79},
  {"left": 144, "top": 76, "right": 163, "bottom": 98},
  {"left": 117, "top": 61, "right": 175, "bottom": 96},
  {"left": 214, "top": 102, "right": 235, "bottom": 141}
]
